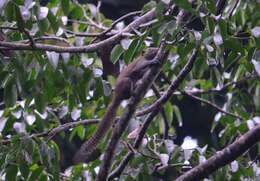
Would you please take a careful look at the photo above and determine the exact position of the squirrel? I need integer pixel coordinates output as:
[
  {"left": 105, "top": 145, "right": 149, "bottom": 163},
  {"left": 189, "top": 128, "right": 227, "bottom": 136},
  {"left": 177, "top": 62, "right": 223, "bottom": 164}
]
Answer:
[{"left": 73, "top": 48, "right": 160, "bottom": 164}]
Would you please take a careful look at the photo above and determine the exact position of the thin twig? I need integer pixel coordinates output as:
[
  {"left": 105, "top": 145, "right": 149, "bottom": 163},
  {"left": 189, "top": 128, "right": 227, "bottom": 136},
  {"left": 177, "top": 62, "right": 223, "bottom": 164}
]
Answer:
[
  {"left": 99, "top": 11, "right": 142, "bottom": 37},
  {"left": 182, "top": 91, "right": 243, "bottom": 120},
  {"left": 138, "top": 150, "right": 158, "bottom": 160},
  {"left": 0, "top": 26, "right": 18, "bottom": 31},
  {"left": 47, "top": 119, "right": 100, "bottom": 140},
  {"left": 65, "top": 11, "right": 141, "bottom": 40},
  {"left": 67, "top": 19, "right": 107, "bottom": 30},
  {"left": 122, "top": 141, "right": 137, "bottom": 154},
  {"left": 19, "top": 28, "right": 35, "bottom": 48},
  {"left": 185, "top": 74, "right": 259, "bottom": 95},
  {"left": 136, "top": 74, "right": 258, "bottom": 116},
  {"left": 1, "top": 119, "right": 99, "bottom": 144},
  {"left": 0, "top": 27, "right": 70, "bottom": 45}
]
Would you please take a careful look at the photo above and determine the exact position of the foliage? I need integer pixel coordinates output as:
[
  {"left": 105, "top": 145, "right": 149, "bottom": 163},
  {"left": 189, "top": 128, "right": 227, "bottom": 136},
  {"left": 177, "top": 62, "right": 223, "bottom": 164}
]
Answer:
[{"left": 0, "top": 0, "right": 259, "bottom": 180}]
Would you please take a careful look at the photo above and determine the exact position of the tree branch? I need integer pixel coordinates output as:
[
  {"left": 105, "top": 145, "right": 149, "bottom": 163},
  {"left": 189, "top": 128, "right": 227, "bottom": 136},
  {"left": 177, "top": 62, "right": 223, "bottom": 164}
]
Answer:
[
  {"left": 182, "top": 91, "right": 243, "bottom": 120},
  {"left": 0, "top": 9, "right": 156, "bottom": 53},
  {"left": 136, "top": 74, "right": 258, "bottom": 116},
  {"left": 98, "top": 10, "right": 142, "bottom": 37},
  {"left": 216, "top": 0, "right": 228, "bottom": 15},
  {"left": 1, "top": 119, "right": 99, "bottom": 144},
  {"left": 176, "top": 124, "right": 260, "bottom": 181},
  {"left": 229, "top": 0, "right": 240, "bottom": 18},
  {"left": 136, "top": 49, "right": 198, "bottom": 116},
  {"left": 67, "top": 17, "right": 107, "bottom": 30},
  {"left": 46, "top": 119, "right": 100, "bottom": 140},
  {"left": 65, "top": 29, "right": 133, "bottom": 38}
]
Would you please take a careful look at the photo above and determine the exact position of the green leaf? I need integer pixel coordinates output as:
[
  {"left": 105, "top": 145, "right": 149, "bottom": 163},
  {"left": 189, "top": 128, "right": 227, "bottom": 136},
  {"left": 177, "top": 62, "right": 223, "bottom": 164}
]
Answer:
[
  {"left": 198, "top": 79, "right": 214, "bottom": 90},
  {"left": 19, "top": 163, "right": 30, "bottom": 179},
  {"left": 165, "top": 102, "right": 173, "bottom": 124},
  {"left": 207, "top": 17, "right": 215, "bottom": 34},
  {"left": 76, "top": 83, "right": 87, "bottom": 105},
  {"left": 38, "top": 19, "right": 50, "bottom": 35},
  {"left": 68, "top": 91, "right": 77, "bottom": 111},
  {"left": 4, "top": 76, "right": 17, "bottom": 107},
  {"left": 49, "top": 141, "right": 61, "bottom": 163},
  {"left": 69, "top": 5, "right": 84, "bottom": 19},
  {"left": 5, "top": 2, "right": 16, "bottom": 21},
  {"left": 35, "top": 93, "right": 47, "bottom": 113},
  {"left": 156, "top": 2, "right": 167, "bottom": 18},
  {"left": 124, "top": 39, "right": 139, "bottom": 64},
  {"left": 76, "top": 125, "right": 85, "bottom": 140},
  {"left": 47, "top": 11, "right": 59, "bottom": 32},
  {"left": 110, "top": 44, "right": 124, "bottom": 64},
  {"left": 224, "top": 38, "right": 243, "bottom": 53},
  {"left": 61, "top": 0, "right": 70, "bottom": 15},
  {"left": 177, "top": 42, "right": 196, "bottom": 59},
  {"left": 124, "top": 34, "right": 147, "bottom": 64},
  {"left": 247, "top": 47, "right": 256, "bottom": 63},
  {"left": 143, "top": 1, "right": 157, "bottom": 12},
  {"left": 15, "top": 4, "right": 25, "bottom": 29},
  {"left": 6, "top": 165, "right": 18, "bottom": 181},
  {"left": 173, "top": 105, "right": 182, "bottom": 127},
  {"left": 28, "top": 166, "right": 43, "bottom": 181},
  {"left": 205, "top": 0, "right": 216, "bottom": 14},
  {"left": 174, "top": 0, "right": 192, "bottom": 12},
  {"left": 92, "top": 78, "right": 103, "bottom": 100},
  {"left": 39, "top": 174, "right": 48, "bottom": 181},
  {"left": 235, "top": 10, "right": 246, "bottom": 26},
  {"left": 256, "top": 37, "right": 260, "bottom": 49},
  {"left": 219, "top": 20, "right": 228, "bottom": 39}
]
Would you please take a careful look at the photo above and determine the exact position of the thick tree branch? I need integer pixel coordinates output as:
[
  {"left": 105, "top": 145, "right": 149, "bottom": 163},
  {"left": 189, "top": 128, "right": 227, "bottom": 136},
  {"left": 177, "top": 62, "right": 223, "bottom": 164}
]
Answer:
[
  {"left": 176, "top": 124, "right": 260, "bottom": 181},
  {"left": 0, "top": 9, "right": 156, "bottom": 53}
]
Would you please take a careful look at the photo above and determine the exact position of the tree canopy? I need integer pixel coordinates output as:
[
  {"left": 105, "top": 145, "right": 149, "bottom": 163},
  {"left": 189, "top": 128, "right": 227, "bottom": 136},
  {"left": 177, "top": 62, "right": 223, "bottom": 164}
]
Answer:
[{"left": 0, "top": 0, "right": 259, "bottom": 180}]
